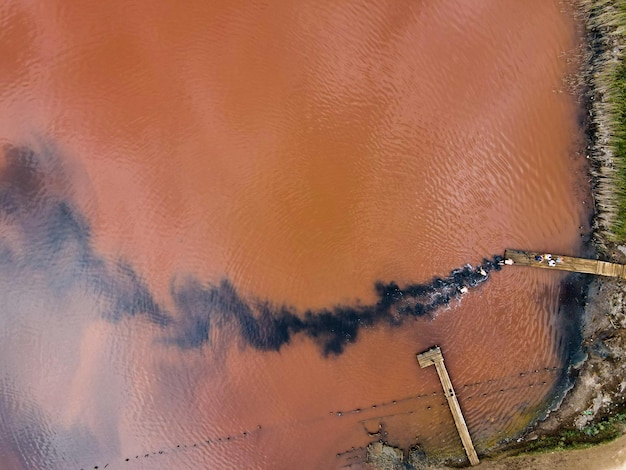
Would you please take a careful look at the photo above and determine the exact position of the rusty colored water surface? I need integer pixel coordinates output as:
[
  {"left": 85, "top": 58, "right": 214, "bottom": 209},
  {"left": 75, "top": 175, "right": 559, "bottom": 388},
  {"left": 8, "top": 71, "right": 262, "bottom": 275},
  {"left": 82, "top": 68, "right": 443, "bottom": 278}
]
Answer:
[{"left": 0, "top": 0, "right": 590, "bottom": 469}]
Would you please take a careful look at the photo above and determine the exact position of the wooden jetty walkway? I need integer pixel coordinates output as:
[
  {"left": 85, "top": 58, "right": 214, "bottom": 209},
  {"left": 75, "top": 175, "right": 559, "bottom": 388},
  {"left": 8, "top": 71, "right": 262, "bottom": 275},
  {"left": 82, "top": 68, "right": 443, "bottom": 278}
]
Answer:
[
  {"left": 504, "top": 249, "right": 626, "bottom": 279},
  {"left": 417, "top": 346, "right": 480, "bottom": 466}
]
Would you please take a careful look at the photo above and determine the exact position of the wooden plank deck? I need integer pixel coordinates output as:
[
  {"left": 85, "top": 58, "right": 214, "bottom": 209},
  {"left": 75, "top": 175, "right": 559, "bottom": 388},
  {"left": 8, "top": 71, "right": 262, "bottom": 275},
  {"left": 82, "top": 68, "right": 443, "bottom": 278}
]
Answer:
[
  {"left": 504, "top": 249, "right": 626, "bottom": 279},
  {"left": 417, "top": 346, "right": 479, "bottom": 466}
]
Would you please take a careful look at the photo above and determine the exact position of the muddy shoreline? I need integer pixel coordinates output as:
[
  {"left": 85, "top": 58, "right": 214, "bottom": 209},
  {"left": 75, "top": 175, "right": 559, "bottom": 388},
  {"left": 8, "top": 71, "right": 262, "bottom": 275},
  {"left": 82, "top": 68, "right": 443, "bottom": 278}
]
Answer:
[
  {"left": 465, "top": 0, "right": 626, "bottom": 463},
  {"left": 367, "top": 1, "right": 626, "bottom": 468},
  {"left": 498, "top": 0, "right": 626, "bottom": 459}
]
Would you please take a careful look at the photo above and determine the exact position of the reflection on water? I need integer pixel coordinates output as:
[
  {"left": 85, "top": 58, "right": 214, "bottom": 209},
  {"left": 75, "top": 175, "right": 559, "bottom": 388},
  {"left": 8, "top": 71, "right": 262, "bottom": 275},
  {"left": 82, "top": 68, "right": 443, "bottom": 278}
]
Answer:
[{"left": 0, "top": 0, "right": 590, "bottom": 468}]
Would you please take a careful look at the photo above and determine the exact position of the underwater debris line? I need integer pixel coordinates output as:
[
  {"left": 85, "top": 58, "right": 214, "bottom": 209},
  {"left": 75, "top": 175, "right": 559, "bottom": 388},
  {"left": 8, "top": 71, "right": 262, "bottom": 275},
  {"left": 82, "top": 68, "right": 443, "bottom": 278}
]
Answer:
[
  {"left": 330, "top": 370, "right": 561, "bottom": 417},
  {"left": 458, "top": 366, "right": 562, "bottom": 390},
  {"left": 170, "top": 256, "right": 504, "bottom": 355},
  {"left": 354, "top": 380, "right": 554, "bottom": 426},
  {"left": 76, "top": 375, "right": 555, "bottom": 469},
  {"left": 80, "top": 425, "right": 263, "bottom": 470}
]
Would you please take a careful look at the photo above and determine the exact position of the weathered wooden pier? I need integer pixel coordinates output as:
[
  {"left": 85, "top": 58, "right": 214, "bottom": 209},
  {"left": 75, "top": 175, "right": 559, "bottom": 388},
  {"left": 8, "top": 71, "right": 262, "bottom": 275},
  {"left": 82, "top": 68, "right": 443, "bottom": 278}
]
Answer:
[
  {"left": 417, "top": 346, "right": 479, "bottom": 466},
  {"left": 504, "top": 249, "right": 626, "bottom": 279}
]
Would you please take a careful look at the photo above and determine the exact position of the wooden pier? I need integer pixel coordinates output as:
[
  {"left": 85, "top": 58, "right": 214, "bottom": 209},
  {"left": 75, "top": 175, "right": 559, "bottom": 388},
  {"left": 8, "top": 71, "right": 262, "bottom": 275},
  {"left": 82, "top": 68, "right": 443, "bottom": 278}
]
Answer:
[
  {"left": 504, "top": 249, "right": 626, "bottom": 279},
  {"left": 417, "top": 346, "right": 479, "bottom": 466}
]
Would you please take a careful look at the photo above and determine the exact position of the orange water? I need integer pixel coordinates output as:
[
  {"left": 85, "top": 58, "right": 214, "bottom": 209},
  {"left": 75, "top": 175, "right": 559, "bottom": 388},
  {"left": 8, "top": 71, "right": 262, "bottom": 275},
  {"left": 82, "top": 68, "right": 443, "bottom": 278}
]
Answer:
[{"left": 0, "top": 1, "right": 590, "bottom": 468}]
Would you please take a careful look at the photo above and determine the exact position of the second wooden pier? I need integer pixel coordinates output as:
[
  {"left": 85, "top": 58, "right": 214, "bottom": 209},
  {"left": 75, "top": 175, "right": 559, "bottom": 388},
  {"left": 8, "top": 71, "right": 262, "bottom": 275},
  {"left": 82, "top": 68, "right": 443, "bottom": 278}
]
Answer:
[{"left": 417, "top": 346, "right": 479, "bottom": 466}]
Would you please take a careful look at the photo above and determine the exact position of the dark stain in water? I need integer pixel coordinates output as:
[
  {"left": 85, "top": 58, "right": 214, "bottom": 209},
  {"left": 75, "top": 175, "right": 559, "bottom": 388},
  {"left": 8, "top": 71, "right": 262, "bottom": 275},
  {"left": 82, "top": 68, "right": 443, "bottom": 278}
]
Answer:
[
  {"left": 169, "top": 260, "right": 501, "bottom": 355},
  {"left": 0, "top": 144, "right": 171, "bottom": 327},
  {"left": 1, "top": 143, "right": 502, "bottom": 356}
]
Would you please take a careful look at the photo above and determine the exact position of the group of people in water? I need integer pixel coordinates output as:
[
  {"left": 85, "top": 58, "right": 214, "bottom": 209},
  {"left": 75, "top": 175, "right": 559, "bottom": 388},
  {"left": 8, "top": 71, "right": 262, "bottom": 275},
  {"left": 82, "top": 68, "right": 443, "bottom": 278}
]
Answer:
[{"left": 534, "top": 253, "right": 563, "bottom": 267}]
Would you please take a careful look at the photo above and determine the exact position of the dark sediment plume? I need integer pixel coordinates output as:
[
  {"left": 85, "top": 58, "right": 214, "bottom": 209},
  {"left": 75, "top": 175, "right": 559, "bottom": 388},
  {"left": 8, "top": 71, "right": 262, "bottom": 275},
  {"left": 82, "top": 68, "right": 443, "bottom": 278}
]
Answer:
[
  {"left": 0, "top": 143, "right": 171, "bottom": 327},
  {"left": 0, "top": 142, "right": 502, "bottom": 356},
  {"left": 169, "top": 258, "right": 502, "bottom": 355}
]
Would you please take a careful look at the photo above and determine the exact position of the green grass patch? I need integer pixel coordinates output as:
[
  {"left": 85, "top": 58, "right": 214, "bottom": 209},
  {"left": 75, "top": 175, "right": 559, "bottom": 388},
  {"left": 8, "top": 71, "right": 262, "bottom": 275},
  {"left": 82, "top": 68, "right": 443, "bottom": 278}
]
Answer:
[
  {"left": 611, "top": 59, "right": 626, "bottom": 239},
  {"left": 582, "top": 0, "right": 626, "bottom": 242},
  {"left": 519, "top": 412, "right": 626, "bottom": 455}
]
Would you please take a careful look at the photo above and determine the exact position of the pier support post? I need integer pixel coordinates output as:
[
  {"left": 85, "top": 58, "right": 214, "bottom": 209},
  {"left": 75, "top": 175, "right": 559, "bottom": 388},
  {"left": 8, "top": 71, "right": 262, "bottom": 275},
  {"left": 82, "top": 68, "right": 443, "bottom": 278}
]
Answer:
[{"left": 417, "top": 346, "right": 479, "bottom": 466}]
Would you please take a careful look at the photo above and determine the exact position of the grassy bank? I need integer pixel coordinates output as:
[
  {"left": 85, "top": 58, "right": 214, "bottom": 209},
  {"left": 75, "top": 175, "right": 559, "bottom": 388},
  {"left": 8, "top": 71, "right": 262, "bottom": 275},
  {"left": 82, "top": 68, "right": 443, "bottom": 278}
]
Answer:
[
  {"left": 612, "top": 58, "right": 626, "bottom": 237},
  {"left": 520, "top": 410, "right": 626, "bottom": 454},
  {"left": 582, "top": 0, "right": 626, "bottom": 242}
]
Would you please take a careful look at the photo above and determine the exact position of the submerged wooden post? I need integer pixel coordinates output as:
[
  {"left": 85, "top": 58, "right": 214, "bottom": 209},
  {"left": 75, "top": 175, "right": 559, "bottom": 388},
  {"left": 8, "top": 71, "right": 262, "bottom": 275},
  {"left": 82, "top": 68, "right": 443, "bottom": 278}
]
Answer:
[{"left": 417, "top": 346, "right": 479, "bottom": 466}]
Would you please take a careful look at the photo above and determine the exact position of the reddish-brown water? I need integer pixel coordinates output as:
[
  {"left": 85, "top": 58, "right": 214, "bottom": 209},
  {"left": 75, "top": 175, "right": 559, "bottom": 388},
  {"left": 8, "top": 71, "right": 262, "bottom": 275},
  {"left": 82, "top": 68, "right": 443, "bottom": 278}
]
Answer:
[{"left": 0, "top": 0, "right": 590, "bottom": 469}]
